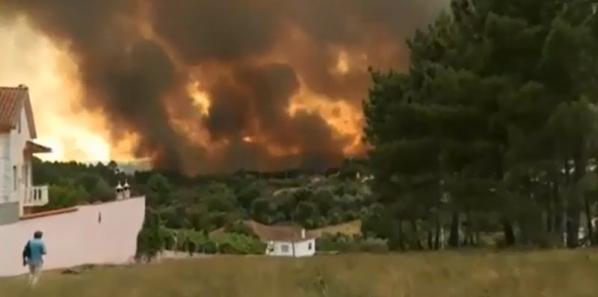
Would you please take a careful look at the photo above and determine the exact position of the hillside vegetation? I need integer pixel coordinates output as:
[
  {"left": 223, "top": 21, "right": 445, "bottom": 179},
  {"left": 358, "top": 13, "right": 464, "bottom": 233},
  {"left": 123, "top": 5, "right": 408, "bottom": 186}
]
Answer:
[
  {"left": 310, "top": 220, "right": 362, "bottom": 238},
  {"left": 28, "top": 0, "right": 598, "bottom": 256},
  {"left": 3, "top": 252, "right": 598, "bottom": 297}
]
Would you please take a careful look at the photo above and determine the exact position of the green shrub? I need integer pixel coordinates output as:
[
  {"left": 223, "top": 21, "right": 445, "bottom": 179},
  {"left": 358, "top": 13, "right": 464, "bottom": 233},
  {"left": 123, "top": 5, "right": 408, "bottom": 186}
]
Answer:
[
  {"left": 199, "top": 240, "right": 219, "bottom": 254},
  {"left": 316, "top": 233, "right": 351, "bottom": 252},
  {"left": 316, "top": 233, "right": 388, "bottom": 253},
  {"left": 219, "top": 242, "right": 240, "bottom": 254},
  {"left": 136, "top": 211, "right": 169, "bottom": 261},
  {"left": 354, "top": 238, "right": 389, "bottom": 253},
  {"left": 224, "top": 221, "right": 257, "bottom": 238},
  {"left": 165, "top": 229, "right": 265, "bottom": 255},
  {"left": 213, "top": 233, "right": 266, "bottom": 255},
  {"left": 167, "top": 228, "right": 210, "bottom": 252}
]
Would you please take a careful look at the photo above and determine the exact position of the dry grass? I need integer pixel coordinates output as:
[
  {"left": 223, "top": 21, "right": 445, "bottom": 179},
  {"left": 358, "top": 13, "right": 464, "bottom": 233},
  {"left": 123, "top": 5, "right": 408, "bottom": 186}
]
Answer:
[
  {"left": 210, "top": 220, "right": 362, "bottom": 239},
  {"left": 3, "top": 250, "right": 598, "bottom": 297},
  {"left": 310, "top": 220, "right": 362, "bottom": 238}
]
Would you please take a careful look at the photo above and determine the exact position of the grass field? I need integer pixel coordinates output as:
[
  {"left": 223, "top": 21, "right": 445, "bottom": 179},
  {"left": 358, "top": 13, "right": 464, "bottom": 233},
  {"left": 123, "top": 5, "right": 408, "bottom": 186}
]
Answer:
[{"left": 3, "top": 250, "right": 598, "bottom": 297}]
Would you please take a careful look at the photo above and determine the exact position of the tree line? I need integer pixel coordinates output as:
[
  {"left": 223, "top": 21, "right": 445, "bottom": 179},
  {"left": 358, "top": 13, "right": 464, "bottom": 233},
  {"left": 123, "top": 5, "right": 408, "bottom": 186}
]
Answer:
[
  {"left": 33, "top": 157, "right": 372, "bottom": 233},
  {"left": 363, "top": 0, "right": 598, "bottom": 249}
]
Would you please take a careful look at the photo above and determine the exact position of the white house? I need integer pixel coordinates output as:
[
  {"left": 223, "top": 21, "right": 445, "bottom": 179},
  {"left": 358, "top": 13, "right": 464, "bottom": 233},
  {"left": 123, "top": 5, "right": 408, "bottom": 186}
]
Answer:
[
  {"left": 0, "top": 85, "right": 146, "bottom": 277},
  {"left": 246, "top": 221, "right": 316, "bottom": 257},
  {"left": 0, "top": 85, "right": 51, "bottom": 224}
]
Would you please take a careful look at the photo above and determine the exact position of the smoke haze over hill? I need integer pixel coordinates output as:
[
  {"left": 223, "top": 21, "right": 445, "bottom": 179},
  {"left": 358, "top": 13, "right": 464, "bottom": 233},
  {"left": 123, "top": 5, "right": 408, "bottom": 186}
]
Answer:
[{"left": 0, "top": 0, "right": 445, "bottom": 174}]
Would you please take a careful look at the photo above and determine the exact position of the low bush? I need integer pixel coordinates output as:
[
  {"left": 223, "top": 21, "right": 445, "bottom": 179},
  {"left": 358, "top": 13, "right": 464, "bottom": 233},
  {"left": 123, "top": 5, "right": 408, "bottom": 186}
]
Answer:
[
  {"left": 316, "top": 233, "right": 388, "bottom": 253},
  {"left": 199, "top": 240, "right": 219, "bottom": 254},
  {"left": 215, "top": 233, "right": 266, "bottom": 255},
  {"left": 136, "top": 211, "right": 169, "bottom": 261},
  {"left": 167, "top": 228, "right": 266, "bottom": 255},
  {"left": 224, "top": 221, "right": 257, "bottom": 238}
]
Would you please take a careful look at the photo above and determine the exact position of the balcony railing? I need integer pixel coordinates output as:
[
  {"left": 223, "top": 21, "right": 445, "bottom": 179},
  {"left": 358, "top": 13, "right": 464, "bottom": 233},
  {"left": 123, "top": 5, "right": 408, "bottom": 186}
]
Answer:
[{"left": 23, "top": 185, "right": 49, "bottom": 207}]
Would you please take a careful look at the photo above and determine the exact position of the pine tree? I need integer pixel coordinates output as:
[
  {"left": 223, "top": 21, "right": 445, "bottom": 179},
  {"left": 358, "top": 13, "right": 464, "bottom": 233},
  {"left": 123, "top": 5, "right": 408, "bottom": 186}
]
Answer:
[{"left": 365, "top": 0, "right": 598, "bottom": 248}]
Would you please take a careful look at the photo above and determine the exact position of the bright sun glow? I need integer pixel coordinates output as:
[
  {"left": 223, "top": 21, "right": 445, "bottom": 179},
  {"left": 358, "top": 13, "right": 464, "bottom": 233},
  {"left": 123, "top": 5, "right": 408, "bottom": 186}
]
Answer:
[{"left": 0, "top": 18, "right": 115, "bottom": 163}]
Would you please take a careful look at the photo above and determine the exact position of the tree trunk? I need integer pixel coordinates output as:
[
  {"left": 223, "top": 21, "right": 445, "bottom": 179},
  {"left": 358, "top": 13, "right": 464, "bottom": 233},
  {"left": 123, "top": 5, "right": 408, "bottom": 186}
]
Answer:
[
  {"left": 462, "top": 212, "right": 469, "bottom": 246},
  {"left": 565, "top": 157, "right": 585, "bottom": 248},
  {"left": 584, "top": 196, "right": 593, "bottom": 245},
  {"left": 449, "top": 212, "right": 460, "bottom": 248},
  {"left": 566, "top": 211, "right": 580, "bottom": 248},
  {"left": 410, "top": 220, "right": 423, "bottom": 250},
  {"left": 553, "top": 182, "right": 567, "bottom": 247},
  {"left": 427, "top": 230, "right": 433, "bottom": 250},
  {"left": 552, "top": 181, "right": 560, "bottom": 235},
  {"left": 501, "top": 219, "right": 515, "bottom": 247},
  {"left": 546, "top": 189, "right": 554, "bottom": 233},
  {"left": 560, "top": 209, "right": 568, "bottom": 247},
  {"left": 434, "top": 217, "right": 441, "bottom": 250},
  {"left": 465, "top": 211, "right": 475, "bottom": 246},
  {"left": 398, "top": 220, "right": 405, "bottom": 251}
]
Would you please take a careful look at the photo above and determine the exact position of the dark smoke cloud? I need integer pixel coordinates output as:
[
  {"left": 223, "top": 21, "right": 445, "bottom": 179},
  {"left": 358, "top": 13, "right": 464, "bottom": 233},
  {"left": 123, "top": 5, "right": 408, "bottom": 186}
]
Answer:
[
  {"left": 89, "top": 40, "right": 185, "bottom": 166},
  {"left": 0, "top": 0, "right": 198, "bottom": 170},
  {"left": 205, "top": 82, "right": 252, "bottom": 141},
  {"left": 0, "top": 0, "right": 445, "bottom": 174},
  {"left": 202, "top": 63, "right": 349, "bottom": 172},
  {"left": 151, "top": 0, "right": 282, "bottom": 63}
]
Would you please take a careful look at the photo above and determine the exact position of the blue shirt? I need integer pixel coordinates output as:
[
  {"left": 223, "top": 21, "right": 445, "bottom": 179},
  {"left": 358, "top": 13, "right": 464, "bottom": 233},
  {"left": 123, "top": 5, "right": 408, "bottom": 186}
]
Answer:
[{"left": 27, "top": 239, "right": 46, "bottom": 265}]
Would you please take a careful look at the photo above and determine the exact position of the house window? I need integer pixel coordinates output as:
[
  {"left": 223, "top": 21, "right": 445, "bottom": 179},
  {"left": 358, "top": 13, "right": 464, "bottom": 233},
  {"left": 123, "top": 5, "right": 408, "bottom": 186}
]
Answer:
[
  {"left": 281, "top": 244, "right": 290, "bottom": 253},
  {"left": 17, "top": 116, "right": 21, "bottom": 134},
  {"left": 308, "top": 242, "right": 313, "bottom": 250},
  {"left": 12, "top": 166, "right": 17, "bottom": 191}
]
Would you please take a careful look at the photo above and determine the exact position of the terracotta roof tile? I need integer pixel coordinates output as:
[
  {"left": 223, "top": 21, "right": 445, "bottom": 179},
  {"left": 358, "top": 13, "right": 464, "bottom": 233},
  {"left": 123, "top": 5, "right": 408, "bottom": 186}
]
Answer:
[
  {"left": 246, "top": 220, "right": 315, "bottom": 242},
  {"left": 0, "top": 86, "right": 37, "bottom": 138}
]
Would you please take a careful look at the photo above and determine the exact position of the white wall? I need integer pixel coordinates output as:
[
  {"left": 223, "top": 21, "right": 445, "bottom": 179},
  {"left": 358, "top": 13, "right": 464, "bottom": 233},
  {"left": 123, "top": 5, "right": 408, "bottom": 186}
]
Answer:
[
  {"left": 0, "top": 133, "right": 9, "bottom": 203},
  {"left": 0, "top": 102, "right": 34, "bottom": 207},
  {"left": 292, "top": 239, "right": 316, "bottom": 257},
  {"left": 266, "top": 241, "right": 294, "bottom": 257},
  {"left": 8, "top": 106, "right": 32, "bottom": 204},
  {"left": 266, "top": 239, "right": 316, "bottom": 257},
  {"left": 0, "top": 197, "right": 145, "bottom": 277}
]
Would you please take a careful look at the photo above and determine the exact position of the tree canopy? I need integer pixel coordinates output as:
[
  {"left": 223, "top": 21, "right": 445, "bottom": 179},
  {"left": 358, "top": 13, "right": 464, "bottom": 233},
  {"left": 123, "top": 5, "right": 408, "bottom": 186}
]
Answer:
[{"left": 364, "top": 0, "right": 598, "bottom": 248}]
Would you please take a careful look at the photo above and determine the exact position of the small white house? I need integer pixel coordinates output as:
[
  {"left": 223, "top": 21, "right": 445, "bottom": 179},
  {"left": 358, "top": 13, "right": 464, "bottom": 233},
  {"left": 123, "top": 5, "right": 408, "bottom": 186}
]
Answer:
[
  {"left": 246, "top": 221, "right": 316, "bottom": 257},
  {"left": 0, "top": 85, "right": 51, "bottom": 225}
]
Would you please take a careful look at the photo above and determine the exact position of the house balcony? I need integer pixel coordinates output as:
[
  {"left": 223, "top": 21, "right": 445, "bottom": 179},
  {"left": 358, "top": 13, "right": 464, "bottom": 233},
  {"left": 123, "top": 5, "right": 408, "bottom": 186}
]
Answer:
[{"left": 23, "top": 185, "right": 49, "bottom": 207}]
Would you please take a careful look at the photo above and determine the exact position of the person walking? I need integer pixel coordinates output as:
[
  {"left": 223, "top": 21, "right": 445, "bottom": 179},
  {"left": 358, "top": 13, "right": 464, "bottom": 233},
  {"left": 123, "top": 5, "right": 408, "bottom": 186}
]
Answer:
[{"left": 22, "top": 230, "right": 46, "bottom": 287}]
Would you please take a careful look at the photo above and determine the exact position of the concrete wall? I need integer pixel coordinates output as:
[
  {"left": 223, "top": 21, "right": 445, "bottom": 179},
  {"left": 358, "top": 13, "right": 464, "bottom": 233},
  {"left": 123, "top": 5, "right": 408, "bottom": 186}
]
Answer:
[
  {"left": 0, "top": 133, "right": 9, "bottom": 203},
  {"left": 0, "top": 197, "right": 145, "bottom": 277},
  {"left": 9, "top": 106, "right": 32, "bottom": 204},
  {"left": 266, "top": 239, "right": 316, "bottom": 257},
  {"left": 292, "top": 239, "right": 316, "bottom": 257},
  {"left": 0, "top": 102, "right": 39, "bottom": 222},
  {"left": 0, "top": 201, "right": 19, "bottom": 225},
  {"left": 267, "top": 241, "right": 294, "bottom": 257}
]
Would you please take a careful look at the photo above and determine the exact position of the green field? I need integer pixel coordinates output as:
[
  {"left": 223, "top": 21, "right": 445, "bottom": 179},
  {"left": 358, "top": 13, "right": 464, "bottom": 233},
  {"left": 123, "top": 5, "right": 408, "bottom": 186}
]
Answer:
[{"left": 3, "top": 251, "right": 598, "bottom": 297}]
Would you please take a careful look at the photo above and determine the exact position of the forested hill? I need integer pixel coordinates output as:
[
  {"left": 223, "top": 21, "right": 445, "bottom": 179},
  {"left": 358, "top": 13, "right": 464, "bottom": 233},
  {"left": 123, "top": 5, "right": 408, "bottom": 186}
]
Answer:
[{"left": 31, "top": 158, "right": 375, "bottom": 233}]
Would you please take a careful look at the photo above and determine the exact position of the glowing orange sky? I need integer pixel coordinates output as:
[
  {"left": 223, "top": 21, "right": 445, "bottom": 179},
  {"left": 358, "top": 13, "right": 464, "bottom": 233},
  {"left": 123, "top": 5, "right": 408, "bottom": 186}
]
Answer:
[
  {"left": 0, "top": 18, "right": 103, "bottom": 162},
  {"left": 0, "top": 18, "right": 364, "bottom": 164}
]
